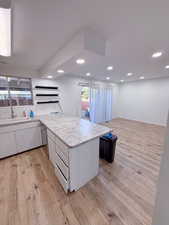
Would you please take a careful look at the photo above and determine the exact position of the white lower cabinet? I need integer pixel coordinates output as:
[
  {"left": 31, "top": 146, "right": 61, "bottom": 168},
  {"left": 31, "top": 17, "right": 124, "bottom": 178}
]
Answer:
[
  {"left": 0, "top": 122, "right": 43, "bottom": 159},
  {"left": 69, "top": 138, "right": 99, "bottom": 192},
  {"left": 47, "top": 128, "right": 99, "bottom": 193},
  {"left": 54, "top": 151, "right": 69, "bottom": 179},
  {"left": 55, "top": 165, "right": 68, "bottom": 193},
  {"left": 41, "top": 126, "right": 47, "bottom": 145},
  {"left": 48, "top": 137, "right": 56, "bottom": 166},
  {"left": 15, "top": 126, "right": 42, "bottom": 153},
  {"left": 0, "top": 132, "right": 17, "bottom": 158}
]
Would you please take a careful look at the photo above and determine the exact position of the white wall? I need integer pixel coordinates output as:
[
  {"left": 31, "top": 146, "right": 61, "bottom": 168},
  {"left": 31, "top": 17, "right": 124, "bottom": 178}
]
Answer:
[
  {"left": 112, "top": 84, "right": 120, "bottom": 119},
  {"left": 152, "top": 112, "right": 169, "bottom": 225},
  {"left": 117, "top": 77, "right": 169, "bottom": 126},
  {"left": 32, "top": 78, "right": 60, "bottom": 116},
  {"left": 0, "top": 75, "right": 119, "bottom": 120},
  {"left": 57, "top": 76, "right": 119, "bottom": 118},
  {"left": 56, "top": 76, "right": 82, "bottom": 117}
]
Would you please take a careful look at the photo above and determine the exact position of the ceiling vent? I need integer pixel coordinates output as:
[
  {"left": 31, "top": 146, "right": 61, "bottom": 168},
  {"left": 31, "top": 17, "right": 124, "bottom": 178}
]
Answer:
[{"left": 78, "top": 82, "right": 90, "bottom": 87}]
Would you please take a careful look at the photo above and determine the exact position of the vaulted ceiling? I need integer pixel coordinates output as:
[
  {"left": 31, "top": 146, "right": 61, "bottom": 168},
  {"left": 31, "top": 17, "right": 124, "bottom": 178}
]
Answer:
[{"left": 0, "top": 0, "right": 169, "bottom": 82}]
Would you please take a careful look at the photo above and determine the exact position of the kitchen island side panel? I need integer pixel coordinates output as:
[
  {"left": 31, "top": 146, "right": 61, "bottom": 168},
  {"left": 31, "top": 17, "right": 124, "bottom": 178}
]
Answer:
[{"left": 69, "top": 138, "right": 99, "bottom": 192}]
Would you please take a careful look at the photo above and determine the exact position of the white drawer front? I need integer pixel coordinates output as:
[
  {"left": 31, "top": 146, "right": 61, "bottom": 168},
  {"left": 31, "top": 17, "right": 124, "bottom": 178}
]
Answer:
[
  {"left": 47, "top": 129, "right": 55, "bottom": 142},
  {"left": 55, "top": 136, "right": 68, "bottom": 152},
  {"left": 54, "top": 151, "right": 69, "bottom": 179},
  {"left": 55, "top": 165, "right": 68, "bottom": 193},
  {"left": 55, "top": 142, "right": 69, "bottom": 166}
]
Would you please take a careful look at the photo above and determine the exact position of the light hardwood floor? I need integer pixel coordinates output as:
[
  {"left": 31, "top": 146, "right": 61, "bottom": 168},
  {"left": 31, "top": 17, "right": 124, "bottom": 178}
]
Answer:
[{"left": 0, "top": 118, "right": 165, "bottom": 225}]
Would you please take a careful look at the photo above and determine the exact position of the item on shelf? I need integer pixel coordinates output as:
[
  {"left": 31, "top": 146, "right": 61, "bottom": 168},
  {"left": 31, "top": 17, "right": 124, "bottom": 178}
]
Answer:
[
  {"left": 23, "top": 110, "right": 27, "bottom": 117},
  {"left": 29, "top": 110, "right": 35, "bottom": 118}
]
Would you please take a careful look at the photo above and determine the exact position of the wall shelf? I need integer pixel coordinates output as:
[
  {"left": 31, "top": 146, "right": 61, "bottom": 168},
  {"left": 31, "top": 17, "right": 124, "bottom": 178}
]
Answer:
[
  {"left": 37, "top": 101, "right": 59, "bottom": 104},
  {"left": 36, "top": 94, "right": 59, "bottom": 97},
  {"left": 35, "top": 86, "right": 58, "bottom": 90}
]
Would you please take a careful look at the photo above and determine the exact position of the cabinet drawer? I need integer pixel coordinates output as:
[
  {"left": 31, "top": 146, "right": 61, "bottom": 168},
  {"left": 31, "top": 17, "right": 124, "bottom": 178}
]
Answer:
[
  {"left": 55, "top": 142, "right": 69, "bottom": 166},
  {"left": 55, "top": 164, "right": 68, "bottom": 193},
  {"left": 55, "top": 136, "right": 68, "bottom": 152},
  {"left": 54, "top": 151, "right": 69, "bottom": 179},
  {"left": 47, "top": 129, "right": 55, "bottom": 142}
]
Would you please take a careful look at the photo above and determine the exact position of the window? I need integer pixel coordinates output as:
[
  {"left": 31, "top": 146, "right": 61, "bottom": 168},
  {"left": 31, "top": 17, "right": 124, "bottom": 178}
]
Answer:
[{"left": 0, "top": 76, "right": 33, "bottom": 107}]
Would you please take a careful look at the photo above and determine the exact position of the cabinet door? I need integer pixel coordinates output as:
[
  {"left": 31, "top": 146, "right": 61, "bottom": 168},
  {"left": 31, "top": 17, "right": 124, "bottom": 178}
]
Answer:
[
  {"left": 41, "top": 126, "right": 47, "bottom": 145},
  {"left": 0, "top": 132, "right": 17, "bottom": 158},
  {"left": 15, "top": 127, "right": 42, "bottom": 153},
  {"left": 69, "top": 138, "right": 99, "bottom": 192},
  {"left": 47, "top": 137, "right": 56, "bottom": 166}
]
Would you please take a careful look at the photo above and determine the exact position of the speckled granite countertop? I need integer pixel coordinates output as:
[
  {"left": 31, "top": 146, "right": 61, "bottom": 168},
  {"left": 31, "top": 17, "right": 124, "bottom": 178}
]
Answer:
[
  {"left": 40, "top": 114, "right": 112, "bottom": 148},
  {"left": 0, "top": 114, "right": 112, "bottom": 148}
]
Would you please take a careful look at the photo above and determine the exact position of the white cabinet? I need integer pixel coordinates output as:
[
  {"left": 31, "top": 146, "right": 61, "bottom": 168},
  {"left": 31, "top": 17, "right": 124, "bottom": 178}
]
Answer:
[
  {"left": 41, "top": 125, "right": 47, "bottom": 145},
  {"left": 69, "top": 138, "right": 99, "bottom": 192},
  {"left": 15, "top": 126, "right": 42, "bottom": 153},
  {"left": 0, "top": 132, "right": 17, "bottom": 158},
  {"left": 0, "top": 121, "right": 43, "bottom": 158},
  {"left": 47, "top": 128, "right": 99, "bottom": 193},
  {"left": 47, "top": 136, "right": 56, "bottom": 166}
]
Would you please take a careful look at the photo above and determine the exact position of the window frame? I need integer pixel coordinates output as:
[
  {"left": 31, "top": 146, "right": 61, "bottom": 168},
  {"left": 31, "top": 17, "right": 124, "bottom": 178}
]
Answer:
[{"left": 0, "top": 75, "right": 34, "bottom": 107}]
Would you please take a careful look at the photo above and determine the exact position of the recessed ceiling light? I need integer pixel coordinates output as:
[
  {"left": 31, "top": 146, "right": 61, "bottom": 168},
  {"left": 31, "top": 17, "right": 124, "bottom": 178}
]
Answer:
[
  {"left": 152, "top": 52, "right": 162, "bottom": 58},
  {"left": 76, "top": 58, "right": 85, "bottom": 64},
  {"left": 106, "top": 77, "right": 110, "bottom": 80},
  {"left": 127, "top": 72, "right": 133, "bottom": 76},
  {"left": 165, "top": 65, "right": 169, "bottom": 69},
  {"left": 86, "top": 73, "right": 91, "bottom": 76},
  {"left": 57, "top": 69, "right": 64, "bottom": 73},
  {"left": 120, "top": 80, "right": 124, "bottom": 82},
  {"left": 47, "top": 75, "right": 53, "bottom": 79},
  {"left": 107, "top": 66, "right": 113, "bottom": 71},
  {"left": 140, "top": 76, "right": 144, "bottom": 80}
]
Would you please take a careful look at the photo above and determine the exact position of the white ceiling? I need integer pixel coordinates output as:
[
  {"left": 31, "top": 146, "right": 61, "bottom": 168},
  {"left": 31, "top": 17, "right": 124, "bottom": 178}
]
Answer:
[{"left": 1, "top": 0, "right": 169, "bottom": 82}]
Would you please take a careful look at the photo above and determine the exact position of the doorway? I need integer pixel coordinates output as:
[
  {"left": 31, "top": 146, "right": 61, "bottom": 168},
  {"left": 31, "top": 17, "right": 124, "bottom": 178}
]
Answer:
[{"left": 80, "top": 86, "right": 90, "bottom": 119}]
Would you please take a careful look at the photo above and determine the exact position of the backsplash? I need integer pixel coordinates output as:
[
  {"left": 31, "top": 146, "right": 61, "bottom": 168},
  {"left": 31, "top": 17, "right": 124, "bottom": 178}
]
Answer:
[{"left": 0, "top": 105, "right": 35, "bottom": 119}]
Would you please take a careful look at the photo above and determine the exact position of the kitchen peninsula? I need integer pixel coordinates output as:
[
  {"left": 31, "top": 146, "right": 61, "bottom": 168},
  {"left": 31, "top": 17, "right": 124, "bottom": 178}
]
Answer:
[{"left": 0, "top": 114, "right": 111, "bottom": 193}]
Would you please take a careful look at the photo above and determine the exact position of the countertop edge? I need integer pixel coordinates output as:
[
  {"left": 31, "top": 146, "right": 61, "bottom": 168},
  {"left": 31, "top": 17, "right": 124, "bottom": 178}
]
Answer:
[
  {"left": 0, "top": 118, "right": 40, "bottom": 127},
  {"left": 0, "top": 116, "right": 112, "bottom": 148},
  {"left": 43, "top": 123, "right": 112, "bottom": 148}
]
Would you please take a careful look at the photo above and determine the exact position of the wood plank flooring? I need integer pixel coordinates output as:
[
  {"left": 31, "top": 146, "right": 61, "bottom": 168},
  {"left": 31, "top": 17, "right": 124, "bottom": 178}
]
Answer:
[{"left": 0, "top": 118, "right": 165, "bottom": 225}]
